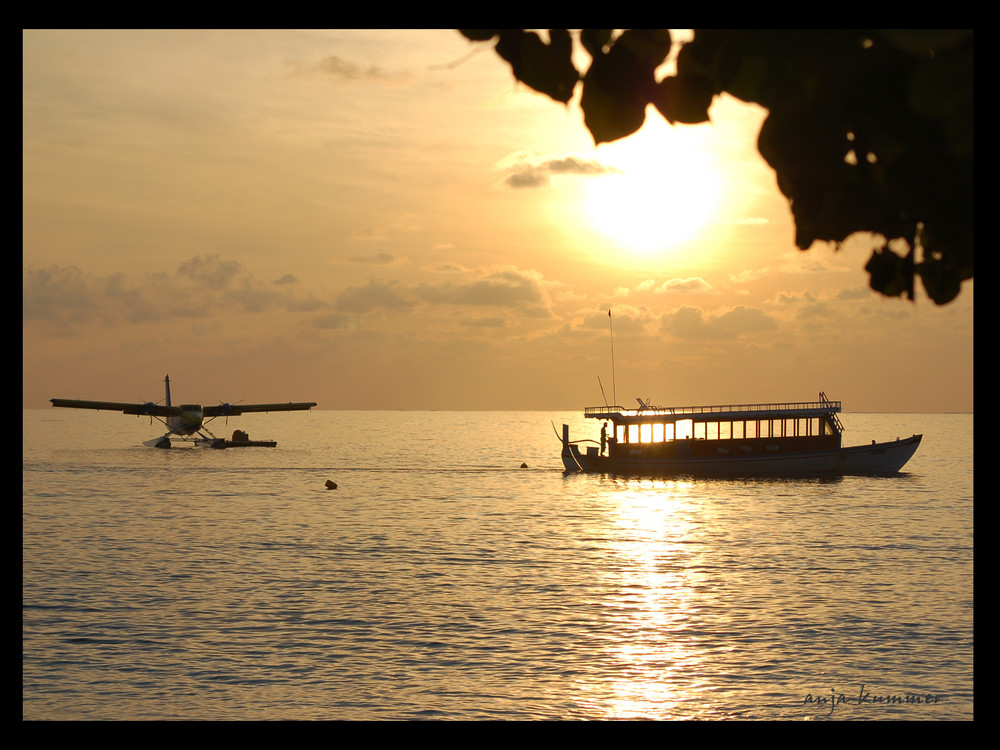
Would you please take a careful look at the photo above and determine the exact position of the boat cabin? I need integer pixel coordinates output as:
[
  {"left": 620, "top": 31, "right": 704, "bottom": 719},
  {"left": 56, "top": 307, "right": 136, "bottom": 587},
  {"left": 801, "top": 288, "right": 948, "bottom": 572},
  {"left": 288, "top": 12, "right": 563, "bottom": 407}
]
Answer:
[{"left": 585, "top": 394, "right": 845, "bottom": 460}]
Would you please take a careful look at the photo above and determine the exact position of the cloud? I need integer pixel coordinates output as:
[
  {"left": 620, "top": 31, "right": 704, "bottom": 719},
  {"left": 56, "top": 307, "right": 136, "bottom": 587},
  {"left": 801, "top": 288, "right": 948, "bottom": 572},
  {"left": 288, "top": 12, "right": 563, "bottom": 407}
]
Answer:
[
  {"left": 415, "top": 267, "right": 550, "bottom": 315},
  {"left": 624, "top": 277, "right": 712, "bottom": 296},
  {"left": 177, "top": 254, "right": 243, "bottom": 289},
  {"left": 349, "top": 251, "right": 395, "bottom": 265},
  {"left": 653, "top": 277, "right": 712, "bottom": 294},
  {"left": 835, "top": 286, "right": 873, "bottom": 301},
  {"left": 459, "top": 317, "right": 506, "bottom": 328},
  {"left": 23, "top": 255, "right": 328, "bottom": 329},
  {"left": 350, "top": 227, "right": 389, "bottom": 241},
  {"left": 772, "top": 289, "right": 863, "bottom": 319},
  {"left": 311, "top": 55, "right": 413, "bottom": 86},
  {"left": 24, "top": 255, "right": 556, "bottom": 344},
  {"left": 317, "top": 55, "right": 387, "bottom": 80},
  {"left": 729, "top": 268, "right": 770, "bottom": 283},
  {"left": 546, "top": 155, "right": 617, "bottom": 176},
  {"left": 577, "top": 306, "right": 653, "bottom": 335},
  {"left": 779, "top": 249, "right": 853, "bottom": 274},
  {"left": 334, "top": 278, "right": 415, "bottom": 313},
  {"left": 313, "top": 311, "right": 358, "bottom": 330},
  {"left": 495, "top": 151, "right": 621, "bottom": 189},
  {"left": 661, "top": 305, "right": 778, "bottom": 339},
  {"left": 23, "top": 265, "right": 99, "bottom": 322},
  {"left": 331, "top": 265, "right": 554, "bottom": 320},
  {"left": 424, "top": 261, "right": 467, "bottom": 274}
]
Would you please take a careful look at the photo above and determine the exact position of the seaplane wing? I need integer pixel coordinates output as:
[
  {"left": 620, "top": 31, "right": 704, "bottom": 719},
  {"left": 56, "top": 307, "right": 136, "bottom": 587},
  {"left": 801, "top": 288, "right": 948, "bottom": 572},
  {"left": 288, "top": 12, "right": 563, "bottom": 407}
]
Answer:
[
  {"left": 50, "top": 376, "right": 318, "bottom": 449},
  {"left": 202, "top": 402, "right": 318, "bottom": 417},
  {"left": 49, "top": 398, "right": 179, "bottom": 418}
]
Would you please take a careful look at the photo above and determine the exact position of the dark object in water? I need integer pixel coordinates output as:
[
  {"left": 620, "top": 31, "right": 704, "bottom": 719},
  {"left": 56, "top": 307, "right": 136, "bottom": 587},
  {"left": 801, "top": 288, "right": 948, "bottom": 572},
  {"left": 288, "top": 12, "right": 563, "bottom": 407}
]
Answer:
[
  {"left": 520, "top": 463, "right": 528, "bottom": 468},
  {"left": 206, "top": 428, "right": 277, "bottom": 448},
  {"left": 325, "top": 480, "right": 338, "bottom": 490},
  {"left": 210, "top": 437, "right": 278, "bottom": 448}
]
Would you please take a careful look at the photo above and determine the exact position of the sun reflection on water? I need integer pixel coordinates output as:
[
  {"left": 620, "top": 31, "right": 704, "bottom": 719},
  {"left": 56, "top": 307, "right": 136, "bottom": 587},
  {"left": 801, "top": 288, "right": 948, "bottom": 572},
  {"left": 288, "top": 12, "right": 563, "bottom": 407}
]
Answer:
[{"left": 580, "top": 477, "right": 713, "bottom": 718}]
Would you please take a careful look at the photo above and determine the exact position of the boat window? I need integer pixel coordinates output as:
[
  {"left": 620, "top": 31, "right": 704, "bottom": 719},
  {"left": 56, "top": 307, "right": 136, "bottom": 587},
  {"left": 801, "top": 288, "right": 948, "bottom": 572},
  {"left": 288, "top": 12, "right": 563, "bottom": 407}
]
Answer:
[
  {"left": 652, "top": 423, "right": 664, "bottom": 442},
  {"left": 696, "top": 421, "right": 723, "bottom": 440},
  {"left": 628, "top": 424, "right": 639, "bottom": 443},
  {"left": 675, "top": 419, "right": 693, "bottom": 440},
  {"left": 616, "top": 425, "right": 626, "bottom": 443},
  {"left": 733, "top": 421, "right": 744, "bottom": 439},
  {"left": 639, "top": 423, "right": 652, "bottom": 443}
]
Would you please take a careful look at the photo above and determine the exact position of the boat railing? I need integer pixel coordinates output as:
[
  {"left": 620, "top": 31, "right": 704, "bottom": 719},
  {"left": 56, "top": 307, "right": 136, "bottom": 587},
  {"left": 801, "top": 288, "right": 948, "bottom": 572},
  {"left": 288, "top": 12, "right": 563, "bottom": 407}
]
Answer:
[
  {"left": 819, "top": 391, "right": 844, "bottom": 433},
  {"left": 584, "top": 399, "right": 842, "bottom": 419}
]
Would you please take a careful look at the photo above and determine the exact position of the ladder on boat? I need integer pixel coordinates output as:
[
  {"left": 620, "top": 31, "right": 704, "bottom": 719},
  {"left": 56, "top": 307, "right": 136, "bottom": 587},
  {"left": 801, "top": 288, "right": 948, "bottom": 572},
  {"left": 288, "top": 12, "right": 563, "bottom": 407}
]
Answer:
[{"left": 819, "top": 391, "right": 844, "bottom": 433}]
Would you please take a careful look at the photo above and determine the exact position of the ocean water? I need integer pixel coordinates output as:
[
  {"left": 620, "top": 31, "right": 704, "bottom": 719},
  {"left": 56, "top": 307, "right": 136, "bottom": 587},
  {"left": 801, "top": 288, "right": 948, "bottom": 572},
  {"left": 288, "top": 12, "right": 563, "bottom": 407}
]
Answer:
[{"left": 23, "top": 409, "right": 973, "bottom": 720}]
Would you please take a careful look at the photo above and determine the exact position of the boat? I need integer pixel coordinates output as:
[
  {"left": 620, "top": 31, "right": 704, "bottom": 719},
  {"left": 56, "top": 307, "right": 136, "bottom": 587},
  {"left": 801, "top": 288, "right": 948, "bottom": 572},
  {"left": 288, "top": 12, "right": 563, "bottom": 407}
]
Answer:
[
  {"left": 559, "top": 392, "right": 921, "bottom": 477},
  {"left": 190, "top": 430, "right": 278, "bottom": 449}
]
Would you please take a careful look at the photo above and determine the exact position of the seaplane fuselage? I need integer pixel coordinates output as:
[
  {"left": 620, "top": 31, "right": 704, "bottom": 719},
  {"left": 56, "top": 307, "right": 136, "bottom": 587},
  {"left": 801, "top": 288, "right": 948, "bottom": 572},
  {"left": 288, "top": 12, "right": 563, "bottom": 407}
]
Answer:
[{"left": 169, "top": 404, "right": 206, "bottom": 435}]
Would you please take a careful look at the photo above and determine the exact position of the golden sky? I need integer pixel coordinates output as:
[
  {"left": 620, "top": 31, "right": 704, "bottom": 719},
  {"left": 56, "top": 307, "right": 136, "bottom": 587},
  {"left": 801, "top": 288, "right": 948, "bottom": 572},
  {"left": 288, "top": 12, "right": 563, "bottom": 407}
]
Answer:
[{"left": 23, "top": 29, "right": 973, "bottom": 412}]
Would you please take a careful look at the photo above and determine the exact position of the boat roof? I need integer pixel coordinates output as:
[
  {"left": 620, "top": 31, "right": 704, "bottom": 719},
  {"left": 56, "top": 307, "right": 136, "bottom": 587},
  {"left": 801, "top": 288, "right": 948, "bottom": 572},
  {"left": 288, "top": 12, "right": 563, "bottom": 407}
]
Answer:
[{"left": 585, "top": 398, "right": 842, "bottom": 424}]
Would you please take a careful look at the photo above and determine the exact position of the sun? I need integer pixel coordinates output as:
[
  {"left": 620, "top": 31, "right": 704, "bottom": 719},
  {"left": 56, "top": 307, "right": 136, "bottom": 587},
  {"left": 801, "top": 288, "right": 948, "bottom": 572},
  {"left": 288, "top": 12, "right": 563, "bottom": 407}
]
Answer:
[{"left": 581, "top": 121, "right": 723, "bottom": 257}]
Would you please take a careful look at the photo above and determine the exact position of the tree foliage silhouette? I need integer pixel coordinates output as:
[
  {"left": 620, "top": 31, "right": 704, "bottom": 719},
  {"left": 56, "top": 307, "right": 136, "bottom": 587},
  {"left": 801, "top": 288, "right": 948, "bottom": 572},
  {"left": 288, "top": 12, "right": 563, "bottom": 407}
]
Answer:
[{"left": 459, "top": 29, "right": 973, "bottom": 304}]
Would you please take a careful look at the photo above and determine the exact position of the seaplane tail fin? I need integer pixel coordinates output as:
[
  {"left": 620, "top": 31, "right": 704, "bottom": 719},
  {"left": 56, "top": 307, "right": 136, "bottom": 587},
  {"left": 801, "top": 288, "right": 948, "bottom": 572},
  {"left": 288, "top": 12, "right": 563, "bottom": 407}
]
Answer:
[{"left": 164, "top": 375, "right": 172, "bottom": 408}]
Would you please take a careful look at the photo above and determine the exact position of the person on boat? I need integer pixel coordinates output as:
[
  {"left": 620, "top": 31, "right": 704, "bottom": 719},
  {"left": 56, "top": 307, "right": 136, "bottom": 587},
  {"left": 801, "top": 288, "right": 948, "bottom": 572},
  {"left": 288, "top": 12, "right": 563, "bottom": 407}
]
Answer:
[{"left": 601, "top": 422, "right": 608, "bottom": 455}]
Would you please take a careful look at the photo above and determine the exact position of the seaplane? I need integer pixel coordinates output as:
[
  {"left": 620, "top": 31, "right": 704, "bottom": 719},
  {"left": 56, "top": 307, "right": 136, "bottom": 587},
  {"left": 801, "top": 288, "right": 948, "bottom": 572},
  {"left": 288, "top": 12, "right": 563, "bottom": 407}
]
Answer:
[{"left": 50, "top": 375, "right": 317, "bottom": 449}]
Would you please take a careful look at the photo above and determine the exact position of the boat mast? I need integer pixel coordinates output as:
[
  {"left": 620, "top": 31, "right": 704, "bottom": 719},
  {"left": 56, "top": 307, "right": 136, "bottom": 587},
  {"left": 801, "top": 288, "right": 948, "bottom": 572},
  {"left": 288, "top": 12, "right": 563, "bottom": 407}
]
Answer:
[{"left": 609, "top": 308, "right": 616, "bottom": 408}]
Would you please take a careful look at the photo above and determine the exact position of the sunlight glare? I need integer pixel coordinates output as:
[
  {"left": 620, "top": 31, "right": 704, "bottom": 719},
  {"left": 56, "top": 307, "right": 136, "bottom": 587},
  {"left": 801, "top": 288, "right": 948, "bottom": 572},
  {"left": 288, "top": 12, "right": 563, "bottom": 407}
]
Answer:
[{"left": 582, "top": 120, "right": 722, "bottom": 257}]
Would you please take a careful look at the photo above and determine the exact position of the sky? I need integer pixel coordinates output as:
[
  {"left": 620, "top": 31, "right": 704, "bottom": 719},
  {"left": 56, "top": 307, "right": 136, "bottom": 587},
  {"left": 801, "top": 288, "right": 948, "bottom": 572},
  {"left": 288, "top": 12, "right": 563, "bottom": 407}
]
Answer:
[{"left": 23, "top": 29, "right": 974, "bottom": 412}]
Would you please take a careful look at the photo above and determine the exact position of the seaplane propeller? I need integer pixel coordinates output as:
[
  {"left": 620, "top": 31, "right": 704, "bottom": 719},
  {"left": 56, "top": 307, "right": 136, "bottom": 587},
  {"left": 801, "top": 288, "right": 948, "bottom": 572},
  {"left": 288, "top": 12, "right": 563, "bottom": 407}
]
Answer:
[
  {"left": 136, "top": 396, "right": 164, "bottom": 423},
  {"left": 214, "top": 399, "right": 243, "bottom": 425}
]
